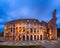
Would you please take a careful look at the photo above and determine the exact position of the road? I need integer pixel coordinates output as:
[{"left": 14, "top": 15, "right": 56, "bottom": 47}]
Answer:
[{"left": 0, "top": 40, "right": 60, "bottom": 48}]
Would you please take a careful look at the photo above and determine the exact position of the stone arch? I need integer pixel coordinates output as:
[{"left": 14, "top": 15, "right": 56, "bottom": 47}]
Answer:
[
  {"left": 30, "top": 35, "right": 33, "bottom": 40},
  {"left": 23, "top": 35, "right": 25, "bottom": 41},
  {"left": 37, "top": 35, "right": 39, "bottom": 40},
  {"left": 34, "top": 35, "right": 36, "bottom": 40},
  {"left": 40, "top": 35, "right": 42, "bottom": 40},
  {"left": 26, "top": 35, "right": 29, "bottom": 41}
]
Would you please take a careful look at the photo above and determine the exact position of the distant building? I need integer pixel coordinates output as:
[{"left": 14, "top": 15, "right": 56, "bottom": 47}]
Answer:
[{"left": 4, "top": 10, "right": 57, "bottom": 41}]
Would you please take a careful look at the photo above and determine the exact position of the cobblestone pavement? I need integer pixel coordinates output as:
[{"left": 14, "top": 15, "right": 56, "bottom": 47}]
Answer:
[{"left": 0, "top": 40, "right": 60, "bottom": 48}]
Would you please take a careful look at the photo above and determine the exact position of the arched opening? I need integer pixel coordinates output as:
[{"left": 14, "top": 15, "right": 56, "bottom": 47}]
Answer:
[
  {"left": 23, "top": 35, "right": 25, "bottom": 41},
  {"left": 40, "top": 35, "right": 42, "bottom": 40},
  {"left": 34, "top": 35, "right": 36, "bottom": 40},
  {"left": 27, "top": 36, "right": 29, "bottom": 41},
  {"left": 37, "top": 35, "right": 39, "bottom": 40},
  {"left": 30, "top": 35, "right": 33, "bottom": 40}
]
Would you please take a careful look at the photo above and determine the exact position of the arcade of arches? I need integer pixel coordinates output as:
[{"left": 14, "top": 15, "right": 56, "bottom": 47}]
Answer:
[{"left": 22, "top": 35, "right": 42, "bottom": 41}]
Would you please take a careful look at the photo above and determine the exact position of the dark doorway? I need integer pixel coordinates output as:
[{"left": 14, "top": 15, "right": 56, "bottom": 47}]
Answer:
[
  {"left": 30, "top": 35, "right": 33, "bottom": 40},
  {"left": 40, "top": 35, "right": 42, "bottom": 40},
  {"left": 27, "top": 36, "right": 29, "bottom": 41},
  {"left": 37, "top": 35, "right": 39, "bottom": 40},
  {"left": 34, "top": 35, "right": 36, "bottom": 40},
  {"left": 23, "top": 35, "right": 25, "bottom": 41}
]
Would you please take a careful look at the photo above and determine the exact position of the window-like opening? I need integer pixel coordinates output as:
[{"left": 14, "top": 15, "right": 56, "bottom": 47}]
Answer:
[{"left": 30, "top": 28, "right": 33, "bottom": 33}]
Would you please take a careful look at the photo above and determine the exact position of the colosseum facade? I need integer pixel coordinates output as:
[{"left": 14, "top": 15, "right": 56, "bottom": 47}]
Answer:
[{"left": 4, "top": 10, "right": 57, "bottom": 41}]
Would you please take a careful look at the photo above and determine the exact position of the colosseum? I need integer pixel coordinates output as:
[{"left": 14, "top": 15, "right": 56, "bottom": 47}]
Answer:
[{"left": 4, "top": 10, "right": 57, "bottom": 41}]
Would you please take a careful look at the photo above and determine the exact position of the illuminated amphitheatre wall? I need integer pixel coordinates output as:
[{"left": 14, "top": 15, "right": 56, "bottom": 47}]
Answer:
[{"left": 4, "top": 10, "right": 57, "bottom": 41}]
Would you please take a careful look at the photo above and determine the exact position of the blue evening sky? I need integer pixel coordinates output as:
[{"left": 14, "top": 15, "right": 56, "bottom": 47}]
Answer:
[{"left": 0, "top": 0, "right": 60, "bottom": 32}]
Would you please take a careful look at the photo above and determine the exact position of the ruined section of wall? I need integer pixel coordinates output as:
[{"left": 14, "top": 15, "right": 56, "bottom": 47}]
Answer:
[{"left": 48, "top": 10, "right": 57, "bottom": 39}]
